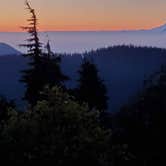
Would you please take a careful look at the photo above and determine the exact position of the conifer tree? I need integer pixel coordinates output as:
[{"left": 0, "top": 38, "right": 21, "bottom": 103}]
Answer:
[
  {"left": 76, "top": 58, "right": 108, "bottom": 111},
  {"left": 20, "top": 0, "right": 42, "bottom": 61},
  {"left": 20, "top": 0, "right": 68, "bottom": 107}
]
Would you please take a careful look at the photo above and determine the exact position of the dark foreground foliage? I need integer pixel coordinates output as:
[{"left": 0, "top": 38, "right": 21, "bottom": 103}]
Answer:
[
  {"left": 1, "top": 57, "right": 166, "bottom": 166},
  {"left": 114, "top": 66, "right": 166, "bottom": 166},
  {"left": 0, "top": 87, "right": 112, "bottom": 165}
]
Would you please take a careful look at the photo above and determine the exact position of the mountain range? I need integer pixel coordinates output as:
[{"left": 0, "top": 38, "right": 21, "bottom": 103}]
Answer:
[
  {"left": 0, "top": 43, "right": 21, "bottom": 56},
  {"left": 145, "top": 23, "right": 166, "bottom": 32},
  {"left": 0, "top": 45, "right": 166, "bottom": 111}
]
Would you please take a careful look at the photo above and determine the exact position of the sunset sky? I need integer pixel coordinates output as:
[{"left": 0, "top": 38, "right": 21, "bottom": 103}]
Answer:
[{"left": 0, "top": 0, "right": 166, "bottom": 32}]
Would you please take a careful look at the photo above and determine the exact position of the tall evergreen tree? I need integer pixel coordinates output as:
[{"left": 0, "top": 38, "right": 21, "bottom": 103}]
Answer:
[
  {"left": 20, "top": 0, "right": 68, "bottom": 107},
  {"left": 76, "top": 58, "right": 108, "bottom": 111},
  {"left": 20, "top": 0, "right": 42, "bottom": 61}
]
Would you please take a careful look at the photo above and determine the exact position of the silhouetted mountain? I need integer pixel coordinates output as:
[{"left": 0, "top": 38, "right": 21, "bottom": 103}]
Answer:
[
  {"left": 0, "top": 45, "right": 166, "bottom": 111},
  {"left": 0, "top": 43, "right": 21, "bottom": 56},
  {"left": 150, "top": 23, "right": 166, "bottom": 32},
  {"left": 0, "top": 55, "right": 26, "bottom": 108},
  {"left": 62, "top": 46, "right": 166, "bottom": 111}
]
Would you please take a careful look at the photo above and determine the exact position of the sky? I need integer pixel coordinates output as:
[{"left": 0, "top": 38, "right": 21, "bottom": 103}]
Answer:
[{"left": 0, "top": 0, "right": 166, "bottom": 32}]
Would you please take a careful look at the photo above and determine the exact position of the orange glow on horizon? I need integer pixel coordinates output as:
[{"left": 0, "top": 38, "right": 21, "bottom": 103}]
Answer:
[
  {"left": 1, "top": 0, "right": 166, "bottom": 32},
  {"left": 0, "top": 21, "right": 164, "bottom": 32},
  {"left": 0, "top": 21, "right": 165, "bottom": 32}
]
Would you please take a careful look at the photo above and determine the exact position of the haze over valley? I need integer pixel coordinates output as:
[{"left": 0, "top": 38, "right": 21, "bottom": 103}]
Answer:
[{"left": 1, "top": 23, "right": 166, "bottom": 54}]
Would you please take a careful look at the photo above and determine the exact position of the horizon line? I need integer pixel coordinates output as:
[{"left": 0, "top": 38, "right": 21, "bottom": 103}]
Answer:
[
  {"left": 0, "top": 29, "right": 152, "bottom": 33},
  {"left": 0, "top": 23, "right": 164, "bottom": 33},
  {"left": 0, "top": 20, "right": 165, "bottom": 33}
]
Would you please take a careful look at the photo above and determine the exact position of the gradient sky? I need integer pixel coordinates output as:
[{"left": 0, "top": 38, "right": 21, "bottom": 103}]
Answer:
[{"left": 0, "top": 0, "right": 166, "bottom": 31}]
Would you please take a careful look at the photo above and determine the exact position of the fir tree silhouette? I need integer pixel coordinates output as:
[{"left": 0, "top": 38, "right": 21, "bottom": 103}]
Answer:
[
  {"left": 20, "top": 0, "right": 68, "bottom": 107},
  {"left": 76, "top": 58, "right": 108, "bottom": 111}
]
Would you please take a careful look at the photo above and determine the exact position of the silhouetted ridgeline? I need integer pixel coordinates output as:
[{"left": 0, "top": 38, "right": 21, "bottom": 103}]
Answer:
[
  {"left": 0, "top": 43, "right": 21, "bottom": 56},
  {"left": 61, "top": 45, "right": 166, "bottom": 111},
  {"left": 0, "top": 45, "right": 166, "bottom": 111}
]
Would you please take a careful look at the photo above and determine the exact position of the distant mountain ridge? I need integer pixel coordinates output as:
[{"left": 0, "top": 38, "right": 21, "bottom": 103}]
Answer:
[
  {"left": 0, "top": 43, "right": 21, "bottom": 56},
  {"left": 0, "top": 45, "right": 165, "bottom": 111},
  {"left": 108, "top": 23, "right": 166, "bottom": 33},
  {"left": 150, "top": 23, "right": 166, "bottom": 32}
]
